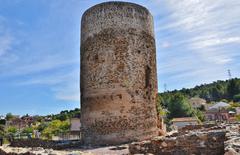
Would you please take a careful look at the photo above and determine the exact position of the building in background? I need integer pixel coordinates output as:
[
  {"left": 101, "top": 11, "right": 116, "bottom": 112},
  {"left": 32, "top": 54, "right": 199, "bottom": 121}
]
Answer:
[
  {"left": 69, "top": 118, "right": 81, "bottom": 140},
  {"left": 236, "top": 107, "right": 240, "bottom": 115},
  {"left": 205, "top": 102, "right": 230, "bottom": 122},
  {"left": 189, "top": 97, "right": 206, "bottom": 109},
  {"left": 172, "top": 117, "right": 199, "bottom": 130}
]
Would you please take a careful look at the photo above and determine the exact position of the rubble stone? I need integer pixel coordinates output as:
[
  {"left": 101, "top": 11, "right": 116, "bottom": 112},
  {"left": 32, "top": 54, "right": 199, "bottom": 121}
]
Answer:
[
  {"left": 224, "top": 123, "right": 240, "bottom": 154},
  {"left": 129, "top": 126, "right": 226, "bottom": 155}
]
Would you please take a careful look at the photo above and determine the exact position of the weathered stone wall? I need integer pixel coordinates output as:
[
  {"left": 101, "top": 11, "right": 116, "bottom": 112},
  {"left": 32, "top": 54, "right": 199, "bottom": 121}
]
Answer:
[
  {"left": 80, "top": 2, "right": 159, "bottom": 145},
  {"left": 10, "top": 139, "right": 82, "bottom": 150},
  {"left": 178, "top": 124, "right": 217, "bottom": 133},
  {"left": 0, "top": 148, "right": 35, "bottom": 155},
  {"left": 129, "top": 130, "right": 226, "bottom": 155}
]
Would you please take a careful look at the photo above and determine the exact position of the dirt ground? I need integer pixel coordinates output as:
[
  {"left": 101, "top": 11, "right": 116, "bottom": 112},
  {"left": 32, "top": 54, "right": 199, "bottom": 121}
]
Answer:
[
  {"left": 81, "top": 145, "right": 129, "bottom": 155},
  {"left": 0, "top": 144, "right": 130, "bottom": 155}
]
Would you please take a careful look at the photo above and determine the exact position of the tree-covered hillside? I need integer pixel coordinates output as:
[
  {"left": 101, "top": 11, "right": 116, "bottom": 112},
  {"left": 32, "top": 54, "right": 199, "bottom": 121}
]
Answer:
[
  {"left": 159, "top": 78, "right": 240, "bottom": 104},
  {"left": 157, "top": 78, "right": 240, "bottom": 121},
  {"left": 47, "top": 108, "right": 80, "bottom": 121}
]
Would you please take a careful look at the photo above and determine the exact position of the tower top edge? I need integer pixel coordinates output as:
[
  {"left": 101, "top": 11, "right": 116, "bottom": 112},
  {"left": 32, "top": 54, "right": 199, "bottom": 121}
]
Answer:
[{"left": 82, "top": 1, "right": 152, "bottom": 18}]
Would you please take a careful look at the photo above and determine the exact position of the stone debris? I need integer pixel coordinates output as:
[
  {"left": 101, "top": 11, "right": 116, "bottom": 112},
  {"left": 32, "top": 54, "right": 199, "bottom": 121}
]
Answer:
[
  {"left": 224, "top": 123, "right": 240, "bottom": 155},
  {"left": 0, "top": 144, "right": 131, "bottom": 155},
  {"left": 129, "top": 130, "right": 226, "bottom": 155},
  {"left": 0, "top": 145, "right": 89, "bottom": 155},
  {"left": 10, "top": 139, "right": 83, "bottom": 150},
  {"left": 129, "top": 123, "right": 240, "bottom": 155}
]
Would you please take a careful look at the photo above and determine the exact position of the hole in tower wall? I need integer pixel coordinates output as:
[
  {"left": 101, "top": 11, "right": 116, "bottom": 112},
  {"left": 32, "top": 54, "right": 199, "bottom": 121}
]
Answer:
[
  {"left": 135, "top": 90, "right": 139, "bottom": 95},
  {"left": 145, "top": 65, "right": 151, "bottom": 88},
  {"left": 94, "top": 54, "right": 99, "bottom": 61},
  {"left": 118, "top": 94, "right": 122, "bottom": 99},
  {"left": 146, "top": 91, "right": 149, "bottom": 95}
]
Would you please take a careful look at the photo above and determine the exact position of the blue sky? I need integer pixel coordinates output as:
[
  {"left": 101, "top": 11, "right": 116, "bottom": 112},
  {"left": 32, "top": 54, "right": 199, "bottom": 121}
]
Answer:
[{"left": 0, "top": 0, "right": 239, "bottom": 115}]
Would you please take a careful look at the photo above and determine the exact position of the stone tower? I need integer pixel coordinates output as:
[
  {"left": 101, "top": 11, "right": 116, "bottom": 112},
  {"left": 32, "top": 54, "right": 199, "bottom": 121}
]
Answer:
[{"left": 80, "top": 1, "right": 159, "bottom": 145}]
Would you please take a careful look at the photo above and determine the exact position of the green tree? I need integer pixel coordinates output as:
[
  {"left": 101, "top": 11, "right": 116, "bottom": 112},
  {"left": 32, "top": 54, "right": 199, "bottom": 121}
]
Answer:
[
  {"left": 6, "top": 113, "right": 14, "bottom": 121},
  {"left": 37, "top": 122, "right": 48, "bottom": 132},
  {"left": 22, "top": 127, "right": 33, "bottom": 134},
  {"left": 233, "top": 94, "right": 240, "bottom": 102},
  {"left": 42, "top": 120, "right": 70, "bottom": 139},
  {"left": 227, "top": 79, "right": 240, "bottom": 100},
  {"left": 0, "top": 125, "right": 5, "bottom": 137},
  {"left": 5, "top": 126, "right": 17, "bottom": 142},
  {"left": 7, "top": 126, "right": 17, "bottom": 135},
  {"left": 167, "top": 93, "right": 194, "bottom": 119},
  {"left": 193, "top": 109, "right": 204, "bottom": 122},
  {"left": 0, "top": 119, "right": 6, "bottom": 125}
]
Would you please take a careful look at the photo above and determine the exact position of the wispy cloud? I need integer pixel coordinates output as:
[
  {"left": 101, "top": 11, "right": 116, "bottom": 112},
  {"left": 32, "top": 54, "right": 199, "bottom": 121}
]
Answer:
[
  {"left": 53, "top": 82, "right": 80, "bottom": 101},
  {"left": 4, "top": 55, "right": 78, "bottom": 76},
  {"left": 17, "top": 69, "right": 80, "bottom": 101},
  {"left": 160, "top": 41, "right": 171, "bottom": 48},
  {"left": 0, "top": 16, "right": 14, "bottom": 57},
  {"left": 192, "top": 36, "right": 240, "bottom": 49},
  {"left": 0, "top": 7, "right": 80, "bottom": 102},
  {"left": 152, "top": 0, "right": 240, "bottom": 91},
  {"left": 0, "top": 34, "right": 13, "bottom": 56}
]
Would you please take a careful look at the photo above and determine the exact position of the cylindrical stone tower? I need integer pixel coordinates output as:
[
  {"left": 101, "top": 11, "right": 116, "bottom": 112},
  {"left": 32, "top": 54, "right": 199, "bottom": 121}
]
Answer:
[{"left": 80, "top": 1, "right": 159, "bottom": 145}]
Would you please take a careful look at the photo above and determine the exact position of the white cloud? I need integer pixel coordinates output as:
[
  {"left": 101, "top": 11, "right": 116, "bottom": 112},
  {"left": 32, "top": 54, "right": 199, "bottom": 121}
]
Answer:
[
  {"left": 153, "top": 0, "right": 240, "bottom": 91},
  {"left": 161, "top": 41, "right": 171, "bottom": 48},
  {"left": 164, "top": 0, "right": 239, "bottom": 64},
  {"left": 192, "top": 37, "right": 240, "bottom": 49},
  {"left": 0, "top": 9, "right": 80, "bottom": 102},
  {"left": 0, "top": 34, "right": 13, "bottom": 57},
  {"left": 17, "top": 69, "right": 80, "bottom": 102},
  {"left": 0, "top": 54, "right": 78, "bottom": 77},
  {"left": 53, "top": 85, "right": 80, "bottom": 102}
]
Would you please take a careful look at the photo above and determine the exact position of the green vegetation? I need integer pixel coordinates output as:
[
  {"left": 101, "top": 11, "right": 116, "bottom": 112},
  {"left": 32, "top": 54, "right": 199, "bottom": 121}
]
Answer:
[
  {"left": 7, "top": 126, "right": 17, "bottom": 134},
  {"left": 5, "top": 113, "right": 14, "bottom": 121},
  {"left": 157, "top": 78, "right": 240, "bottom": 123},
  {"left": 0, "top": 109, "right": 79, "bottom": 141},
  {"left": 233, "top": 94, "right": 240, "bottom": 102},
  {"left": 160, "top": 78, "right": 240, "bottom": 103},
  {"left": 166, "top": 93, "right": 193, "bottom": 118},
  {"left": 0, "top": 125, "right": 4, "bottom": 137},
  {"left": 157, "top": 93, "right": 204, "bottom": 122},
  {"left": 47, "top": 108, "right": 80, "bottom": 121},
  {"left": 236, "top": 115, "right": 240, "bottom": 121},
  {"left": 22, "top": 127, "right": 33, "bottom": 134},
  {"left": 0, "top": 119, "right": 5, "bottom": 125},
  {"left": 42, "top": 120, "right": 70, "bottom": 139}
]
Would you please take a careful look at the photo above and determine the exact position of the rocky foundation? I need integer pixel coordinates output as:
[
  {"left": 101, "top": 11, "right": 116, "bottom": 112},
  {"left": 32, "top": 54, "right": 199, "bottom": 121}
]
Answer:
[
  {"left": 129, "top": 123, "right": 240, "bottom": 155},
  {"left": 129, "top": 130, "right": 226, "bottom": 155}
]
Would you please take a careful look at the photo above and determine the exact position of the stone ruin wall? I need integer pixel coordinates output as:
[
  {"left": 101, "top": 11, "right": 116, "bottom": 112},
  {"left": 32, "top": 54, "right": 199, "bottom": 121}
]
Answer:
[
  {"left": 80, "top": 2, "right": 159, "bottom": 145},
  {"left": 129, "top": 125, "right": 227, "bottom": 155},
  {"left": 129, "top": 130, "right": 226, "bottom": 155},
  {"left": 129, "top": 123, "right": 240, "bottom": 155}
]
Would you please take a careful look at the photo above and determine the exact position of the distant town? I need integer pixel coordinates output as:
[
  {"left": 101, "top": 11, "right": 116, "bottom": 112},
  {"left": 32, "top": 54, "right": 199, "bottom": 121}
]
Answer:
[{"left": 0, "top": 108, "right": 81, "bottom": 143}]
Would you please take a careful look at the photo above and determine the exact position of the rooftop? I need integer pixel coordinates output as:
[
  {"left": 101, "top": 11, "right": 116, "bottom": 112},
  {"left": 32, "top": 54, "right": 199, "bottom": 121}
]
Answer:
[{"left": 172, "top": 117, "right": 198, "bottom": 122}]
